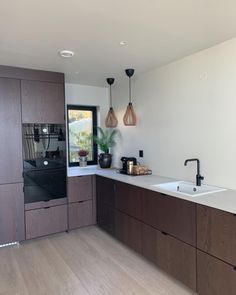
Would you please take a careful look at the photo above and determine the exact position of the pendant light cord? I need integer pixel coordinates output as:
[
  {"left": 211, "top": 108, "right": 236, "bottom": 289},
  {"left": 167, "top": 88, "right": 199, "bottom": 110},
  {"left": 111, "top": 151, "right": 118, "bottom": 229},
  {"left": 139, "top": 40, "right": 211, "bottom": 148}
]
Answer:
[
  {"left": 129, "top": 77, "right": 132, "bottom": 103},
  {"left": 110, "top": 85, "right": 112, "bottom": 108}
]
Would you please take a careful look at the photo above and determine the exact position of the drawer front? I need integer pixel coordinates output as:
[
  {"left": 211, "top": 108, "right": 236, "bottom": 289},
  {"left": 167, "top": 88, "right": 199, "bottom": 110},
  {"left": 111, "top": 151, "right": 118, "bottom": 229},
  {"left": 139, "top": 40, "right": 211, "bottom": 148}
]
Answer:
[
  {"left": 68, "top": 176, "right": 93, "bottom": 203},
  {"left": 142, "top": 223, "right": 196, "bottom": 291},
  {"left": 197, "top": 250, "right": 236, "bottom": 295},
  {"left": 156, "top": 229, "right": 196, "bottom": 291},
  {"left": 115, "top": 210, "right": 142, "bottom": 254},
  {"left": 143, "top": 190, "right": 196, "bottom": 246},
  {"left": 25, "top": 198, "right": 67, "bottom": 211},
  {"left": 157, "top": 194, "right": 196, "bottom": 246},
  {"left": 68, "top": 200, "right": 93, "bottom": 230},
  {"left": 115, "top": 181, "right": 142, "bottom": 220},
  {"left": 197, "top": 205, "right": 236, "bottom": 266},
  {"left": 26, "top": 205, "right": 67, "bottom": 239}
]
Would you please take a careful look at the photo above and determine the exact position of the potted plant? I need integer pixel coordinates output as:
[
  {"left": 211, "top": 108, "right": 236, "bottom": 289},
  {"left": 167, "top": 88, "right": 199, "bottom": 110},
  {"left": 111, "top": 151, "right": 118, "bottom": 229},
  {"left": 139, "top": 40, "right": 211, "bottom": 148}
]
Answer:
[
  {"left": 78, "top": 149, "right": 89, "bottom": 167},
  {"left": 93, "top": 127, "right": 118, "bottom": 168}
]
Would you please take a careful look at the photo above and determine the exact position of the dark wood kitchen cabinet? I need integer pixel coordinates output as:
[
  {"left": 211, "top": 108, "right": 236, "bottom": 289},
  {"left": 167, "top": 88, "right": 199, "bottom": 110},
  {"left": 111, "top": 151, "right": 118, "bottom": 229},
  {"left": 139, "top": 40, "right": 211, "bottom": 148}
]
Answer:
[
  {"left": 142, "top": 223, "right": 196, "bottom": 290},
  {"left": 0, "top": 78, "right": 23, "bottom": 184},
  {"left": 115, "top": 181, "right": 142, "bottom": 221},
  {"left": 197, "top": 250, "right": 236, "bottom": 295},
  {"left": 96, "top": 176, "right": 115, "bottom": 234},
  {"left": 25, "top": 204, "right": 67, "bottom": 239},
  {"left": 115, "top": 210, "right": 142, "bottom": 253},
  {"left": 0, "top": 183, "right": 25, "bottom": 244},
  {"left": 142, "top": 189, "right": 196, "bottom": 246},
  {"left": 197, "top": 204, "right": 236, "bottom": 266},
  {"left": 21, "top": 80, "right": 65, "bottom": 124}
]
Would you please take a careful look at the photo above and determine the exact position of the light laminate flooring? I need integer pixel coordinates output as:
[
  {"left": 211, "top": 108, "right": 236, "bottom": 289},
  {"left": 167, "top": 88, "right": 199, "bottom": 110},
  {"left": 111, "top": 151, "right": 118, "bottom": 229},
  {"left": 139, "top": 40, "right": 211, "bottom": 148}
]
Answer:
[{"left": 0, "top": 226, "right": 197, "bottom": 295}]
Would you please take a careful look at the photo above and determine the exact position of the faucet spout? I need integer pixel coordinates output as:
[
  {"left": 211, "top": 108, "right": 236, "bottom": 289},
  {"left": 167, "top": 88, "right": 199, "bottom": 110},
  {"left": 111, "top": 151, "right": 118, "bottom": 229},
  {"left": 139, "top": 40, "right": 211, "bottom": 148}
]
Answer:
[{"left": 184, "top": 158, "right": 204, "bottom": 186}]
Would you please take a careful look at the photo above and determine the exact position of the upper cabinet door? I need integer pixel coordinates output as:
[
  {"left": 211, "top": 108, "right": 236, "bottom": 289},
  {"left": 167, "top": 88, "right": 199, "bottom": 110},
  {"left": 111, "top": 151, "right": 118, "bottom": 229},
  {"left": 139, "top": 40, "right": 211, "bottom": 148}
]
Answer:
[
  {"left": 0, "top": 78, "right": 23, "bottom": 184},
  {"left": 21, "top": 80, "right": 65, "bottom": 123}
]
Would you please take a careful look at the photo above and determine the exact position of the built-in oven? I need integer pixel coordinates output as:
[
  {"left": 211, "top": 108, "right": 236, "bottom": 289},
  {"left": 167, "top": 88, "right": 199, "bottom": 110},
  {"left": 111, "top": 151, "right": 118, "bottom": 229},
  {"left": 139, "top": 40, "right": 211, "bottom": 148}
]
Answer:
[{"left": 22, "top": 123, "right": 66, "bottom": 204}]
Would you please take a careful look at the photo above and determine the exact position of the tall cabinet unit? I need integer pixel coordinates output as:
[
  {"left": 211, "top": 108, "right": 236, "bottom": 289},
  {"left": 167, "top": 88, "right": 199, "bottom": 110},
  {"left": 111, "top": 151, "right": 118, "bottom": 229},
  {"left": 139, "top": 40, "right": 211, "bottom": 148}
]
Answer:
[
  {"left": 0, "top": 78, "right": 25, "bottom": 244},
  {"left": 0, "top": 65, "right": 67, "bottom": 244}
]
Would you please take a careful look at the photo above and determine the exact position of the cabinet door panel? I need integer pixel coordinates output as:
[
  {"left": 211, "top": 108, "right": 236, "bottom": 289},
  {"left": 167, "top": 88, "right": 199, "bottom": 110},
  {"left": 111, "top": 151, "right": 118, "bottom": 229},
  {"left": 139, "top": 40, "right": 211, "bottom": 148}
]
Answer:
[
  {"left": 0, "top": 183, "right": 25, "bottom": 244},
  {"left": 197, "top": 205, "right": 236, "bottom": 266},
  {"left": 68, "top": 176, "right": 93, "bottom": 203},
  {"left": 197, "top": 250, "right": 236, "bottom": 295},
  {"left": 96, "top": 176, "right": 115, "bottom": 207},
  {"left": 115, "top": 210, "right": 142, "bottom": 253},
  {"left": 115, "top": 181, "right": 142, "bottom": 220},
  {"left": 21, "top": 80, "right": 65, "bottom": 124},
  {"left": 0, "top": 78, "right": 22, "bottom": 184},
  {"left": 25, "top": 205, "right": 67, "bottom": 239},
  {"left": 142, "top": 223, "right": 196, "bottom": 291},
  {"left": 97, "top": 202, "right": 115, "bottom": 235},
  {"left": 158, "top": 194, "right": 196, "bottom": 246},
  {"left": 142, "top": 189, "right": 160, "bottom": 228},
  {"left": 156, "top": 229, "right": 196, "bottom": 291},
  {"left": 69, "top": 200, "right": 93, "bottom": 230}
]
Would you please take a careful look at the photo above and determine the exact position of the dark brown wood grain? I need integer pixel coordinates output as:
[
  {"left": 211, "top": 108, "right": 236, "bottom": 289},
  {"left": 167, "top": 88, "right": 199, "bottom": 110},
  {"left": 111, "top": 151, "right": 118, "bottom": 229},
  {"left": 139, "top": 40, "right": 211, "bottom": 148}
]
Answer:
[
  {"left": 25, "top": 204, "right": 67, "bottom": 239},
  {"left": 142, "top": 223, "right": 196, "bottom": 291},
  {"left": 157, "top": 194, "right": 196, "bottom": 246},
  {"left": 0, "top": 65, "right": 64, "bottom": 83},
  {"left": 0, "top": 183, "right": 25, "bottom": 244},
  {"left": 0, "top": 78, "right": 23, "bottom": 184},
  {"left": 115, "top": 210, "right": 142, "bottom": 254},
  {"left": 142, "top": 189, "right": 196, "bottom": 246},
  {"left": 68, "top": 176, "right": 93, "bottom": 203},
  {"left": 156, "top": 228, "right": 196, "bottom": 291},
  {"left": 68, "top": 200, "right": 93, "bottom": 230},
  {"left": 115, "top": 181, "right": 142, "bottom": 220},
  {"left": 96, "top": 176, "right": 115, "bottom": 207},
  {"left": 197, "top": 250, "right": 236, "bottom": 295},
  {"left": 197, "top": 204, "right": 236, "bottom": 266},
  {"left": 21, "top": 80, "right": 65, "bottom": 123}
]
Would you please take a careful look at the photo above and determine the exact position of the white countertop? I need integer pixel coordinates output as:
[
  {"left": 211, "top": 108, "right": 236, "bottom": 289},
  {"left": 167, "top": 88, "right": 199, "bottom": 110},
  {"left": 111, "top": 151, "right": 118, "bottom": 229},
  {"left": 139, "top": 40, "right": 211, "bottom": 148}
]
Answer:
[{"left": 68, "top": 166, "right": 236, "bottom": 215}]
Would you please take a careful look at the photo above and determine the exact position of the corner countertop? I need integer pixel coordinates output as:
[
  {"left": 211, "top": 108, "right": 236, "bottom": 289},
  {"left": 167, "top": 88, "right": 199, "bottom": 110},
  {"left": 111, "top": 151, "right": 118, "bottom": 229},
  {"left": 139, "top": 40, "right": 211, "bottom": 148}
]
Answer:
[{"left": 67, "top": 166, "right": 236, "bottom": 215}]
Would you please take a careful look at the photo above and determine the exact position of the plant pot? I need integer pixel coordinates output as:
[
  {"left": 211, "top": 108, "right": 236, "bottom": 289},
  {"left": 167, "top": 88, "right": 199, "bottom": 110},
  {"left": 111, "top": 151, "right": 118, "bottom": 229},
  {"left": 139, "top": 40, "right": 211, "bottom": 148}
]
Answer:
[
  {"left": 79, "top": 156, "right": 88, "bottom": 167},
  {"left": 98, "top": 153, "right": 112, "bottom": 168}
]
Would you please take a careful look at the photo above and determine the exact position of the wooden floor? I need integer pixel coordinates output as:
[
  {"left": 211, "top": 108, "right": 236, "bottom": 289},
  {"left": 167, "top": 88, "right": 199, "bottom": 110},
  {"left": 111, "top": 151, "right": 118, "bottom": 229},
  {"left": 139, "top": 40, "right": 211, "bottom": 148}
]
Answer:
[{"left": 0, "top": 226, "right": 197, "bottom": 295}]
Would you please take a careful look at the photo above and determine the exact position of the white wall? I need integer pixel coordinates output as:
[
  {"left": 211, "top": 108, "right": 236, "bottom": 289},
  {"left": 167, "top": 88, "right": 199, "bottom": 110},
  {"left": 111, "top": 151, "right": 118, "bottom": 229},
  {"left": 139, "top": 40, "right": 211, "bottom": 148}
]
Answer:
[
  {"left": 65, "top": 83, "right": 109, "bottom": 127},
  {"left": 113, "top": 38, "right": 236, "bottom": 190}
]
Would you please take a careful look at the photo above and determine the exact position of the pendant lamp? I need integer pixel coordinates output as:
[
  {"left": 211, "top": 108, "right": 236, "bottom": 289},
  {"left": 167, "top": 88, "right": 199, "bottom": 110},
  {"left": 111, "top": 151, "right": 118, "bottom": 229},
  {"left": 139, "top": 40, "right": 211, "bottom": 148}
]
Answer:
[
  {"left": 123, "top": 69, "right": 137, "bottom": 126},
  {"left": 105, "top": 78, "right": 118, "bottom": 128}
]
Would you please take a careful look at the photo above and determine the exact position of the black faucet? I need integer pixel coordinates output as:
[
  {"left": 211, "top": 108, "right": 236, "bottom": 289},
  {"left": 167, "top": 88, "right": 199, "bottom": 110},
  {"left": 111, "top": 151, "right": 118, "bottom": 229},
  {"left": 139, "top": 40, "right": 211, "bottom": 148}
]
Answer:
[{"left": 184, "top": 158, "right": 204, "bottom": 186}]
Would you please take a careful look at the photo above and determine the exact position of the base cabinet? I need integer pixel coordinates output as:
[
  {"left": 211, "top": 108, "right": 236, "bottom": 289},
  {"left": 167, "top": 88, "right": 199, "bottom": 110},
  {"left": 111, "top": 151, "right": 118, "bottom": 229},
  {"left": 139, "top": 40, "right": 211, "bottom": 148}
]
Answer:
[
  {"left": 25, "top": 205, "right": 67, "bottom": 239},
  {"left": 115, "top": 210, "right": 142, "bottom": 254},
  {"left": 69, "top": 200, "right": 93, "bottom": 230},
  {"left": 197, "top": 250, "right": 236, "bottom": 295},
  {"left": 142, "top": 224, "right": 196, "bottom": 291}
]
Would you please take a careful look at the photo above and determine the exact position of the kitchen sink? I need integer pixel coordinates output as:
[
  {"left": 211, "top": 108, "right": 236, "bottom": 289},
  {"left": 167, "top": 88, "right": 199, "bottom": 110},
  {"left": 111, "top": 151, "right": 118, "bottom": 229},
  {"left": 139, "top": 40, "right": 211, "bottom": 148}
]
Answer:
[{"left": 152, "top": 181, "right": 226, "bottom": 197}]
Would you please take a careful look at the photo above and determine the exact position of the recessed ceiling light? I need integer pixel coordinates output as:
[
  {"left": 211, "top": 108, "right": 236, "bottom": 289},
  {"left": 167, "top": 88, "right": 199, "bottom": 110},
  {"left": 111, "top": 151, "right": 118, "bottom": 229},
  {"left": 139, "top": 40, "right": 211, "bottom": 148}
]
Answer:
[
  {"left": 75, "top": 71, "right": 79, "bottom": 74},
  {"left": 120, "top": 41, "right": 127, "bottom": 46},
  {"left": 59, "top": 50, "right": 74, "bottom": 58}
]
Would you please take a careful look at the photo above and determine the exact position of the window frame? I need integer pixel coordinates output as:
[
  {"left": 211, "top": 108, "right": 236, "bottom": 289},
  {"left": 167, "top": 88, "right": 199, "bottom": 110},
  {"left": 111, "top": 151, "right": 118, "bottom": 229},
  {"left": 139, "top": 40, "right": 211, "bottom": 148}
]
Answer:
[{"left": 67, "top": 105, "right": 98, "bottom": 167}]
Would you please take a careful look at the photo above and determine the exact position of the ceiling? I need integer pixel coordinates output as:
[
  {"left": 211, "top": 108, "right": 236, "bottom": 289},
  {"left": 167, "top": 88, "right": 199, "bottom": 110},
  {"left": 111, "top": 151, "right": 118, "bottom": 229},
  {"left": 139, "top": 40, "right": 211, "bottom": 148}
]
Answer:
[{"left": 0, "top": 0, "right": 236, "bottom": 86}]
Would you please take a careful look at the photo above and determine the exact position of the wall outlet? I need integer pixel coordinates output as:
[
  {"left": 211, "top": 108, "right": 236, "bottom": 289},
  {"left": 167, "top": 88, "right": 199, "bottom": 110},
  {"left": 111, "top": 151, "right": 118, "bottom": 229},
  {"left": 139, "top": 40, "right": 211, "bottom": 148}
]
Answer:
[{"left": 139, "top": 150, "right": 144, "bottom": 158}]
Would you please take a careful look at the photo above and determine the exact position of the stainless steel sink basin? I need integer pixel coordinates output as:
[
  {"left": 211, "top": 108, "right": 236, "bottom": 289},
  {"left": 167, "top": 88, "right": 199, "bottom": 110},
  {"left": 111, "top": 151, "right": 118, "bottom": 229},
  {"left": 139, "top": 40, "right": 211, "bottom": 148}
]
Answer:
[{"left": 152, "top": 181, "right": 226, "bottom": 197}]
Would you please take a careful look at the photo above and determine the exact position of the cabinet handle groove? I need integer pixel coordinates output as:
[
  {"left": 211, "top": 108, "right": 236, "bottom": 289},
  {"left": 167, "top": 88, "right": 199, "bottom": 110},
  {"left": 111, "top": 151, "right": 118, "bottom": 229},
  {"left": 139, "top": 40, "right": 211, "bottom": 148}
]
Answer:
[
  {"left": 161, "top": 231, "right": 168, "bottom": 236},
  {"left": 44, "top": 207, "right": 50, "bottom": 209},
  {"left": 233, "top": 266, "right": 236, "bottom": 271}
]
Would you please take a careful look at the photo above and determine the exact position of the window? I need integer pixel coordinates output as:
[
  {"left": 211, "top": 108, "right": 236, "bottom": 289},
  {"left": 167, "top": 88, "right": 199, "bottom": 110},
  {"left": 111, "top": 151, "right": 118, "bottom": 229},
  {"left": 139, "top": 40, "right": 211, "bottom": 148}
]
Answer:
[{"left": 67, "top": 105, "right": 97, "bottom": 166}]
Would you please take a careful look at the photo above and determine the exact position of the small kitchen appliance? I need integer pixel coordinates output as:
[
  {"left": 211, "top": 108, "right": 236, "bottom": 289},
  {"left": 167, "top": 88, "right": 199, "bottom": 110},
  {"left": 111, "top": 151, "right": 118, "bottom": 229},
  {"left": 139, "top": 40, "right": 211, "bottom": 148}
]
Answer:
[{"left": 119, "top": 157, "right": 137, "bottom": 174}]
